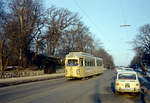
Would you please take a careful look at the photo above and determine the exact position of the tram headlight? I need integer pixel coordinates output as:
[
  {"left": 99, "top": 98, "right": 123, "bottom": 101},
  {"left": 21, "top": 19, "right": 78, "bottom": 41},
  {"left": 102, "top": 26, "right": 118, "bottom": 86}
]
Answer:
[{"left": 76, "top": 69, "right": 80, "bottom": 75}]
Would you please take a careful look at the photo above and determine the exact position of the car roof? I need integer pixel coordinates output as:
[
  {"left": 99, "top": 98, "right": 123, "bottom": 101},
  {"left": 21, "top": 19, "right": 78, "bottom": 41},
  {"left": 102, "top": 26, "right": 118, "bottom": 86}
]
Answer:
[
  {"left": 117, "top": 70, "right": 137, "bottom": 74},
  {"left": 123, "top": 68, "right": 133, "bottom": 70}
]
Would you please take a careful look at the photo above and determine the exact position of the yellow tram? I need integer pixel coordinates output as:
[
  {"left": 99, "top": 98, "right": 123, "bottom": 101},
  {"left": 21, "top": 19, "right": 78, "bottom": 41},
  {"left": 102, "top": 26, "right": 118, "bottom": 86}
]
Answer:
[{"left": 65, "top": 52, "right": 104, "bottom": 80}]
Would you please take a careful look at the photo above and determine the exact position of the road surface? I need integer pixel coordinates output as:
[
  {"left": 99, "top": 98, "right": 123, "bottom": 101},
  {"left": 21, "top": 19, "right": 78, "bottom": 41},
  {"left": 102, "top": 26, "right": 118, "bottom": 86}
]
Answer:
[{"left": 0, "top": 70, "right": 145, "bottom": 103}]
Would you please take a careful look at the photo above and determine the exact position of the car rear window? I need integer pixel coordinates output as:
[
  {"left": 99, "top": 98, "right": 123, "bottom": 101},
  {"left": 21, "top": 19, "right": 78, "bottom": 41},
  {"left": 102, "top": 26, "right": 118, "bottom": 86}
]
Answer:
[{"left": 118, "top": 73, "right": 136, "bottom": 80}]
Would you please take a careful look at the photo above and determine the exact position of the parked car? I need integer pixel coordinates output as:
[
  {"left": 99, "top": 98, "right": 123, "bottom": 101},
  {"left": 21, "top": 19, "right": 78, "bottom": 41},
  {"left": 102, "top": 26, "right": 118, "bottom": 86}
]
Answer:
[
  {"left": 123, "top": 68, "right": 133, "bottom": 71},
  {"left": 115, "top": 71, "right": 140, "bottom": 94},
  {"left": 115, "top": 67, "right": 123, "bottom": 72}
]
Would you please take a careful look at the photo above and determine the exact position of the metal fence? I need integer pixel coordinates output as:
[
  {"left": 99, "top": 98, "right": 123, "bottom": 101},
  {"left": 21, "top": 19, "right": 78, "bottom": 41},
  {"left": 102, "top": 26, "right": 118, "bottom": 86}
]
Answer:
[{"left": 0, "top": 70, "right": 44, "bottom": 79}]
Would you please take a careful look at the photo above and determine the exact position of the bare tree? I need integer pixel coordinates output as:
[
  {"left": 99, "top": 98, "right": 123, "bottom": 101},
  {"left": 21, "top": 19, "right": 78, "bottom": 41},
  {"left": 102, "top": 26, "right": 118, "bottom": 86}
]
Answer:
[
  {"left": 74, "top": 23, "right": 93, "bottom": 52},
  {"left": 134, "top": 24, "right": 150, "bottom": 54},
  {"left": 5, "top": 0, "right": 44, "bottom": 67},
  {"left": 45, "top": 6, "right": 79, "bottom": 56},
  {"left": 131, "top": 24, "right": 150, "bottom": 73},
  {"left": 0, "top": 2, "right": 114, "bottom": 71},
  {"left": 55, "top": 21, "right": 96, "bottom": 57},
  {"left": 94, "top": 48, "right": 114, "bottom": 69},
  {"left": 0, "top": 0, "right": 8, "bottom": 72}
]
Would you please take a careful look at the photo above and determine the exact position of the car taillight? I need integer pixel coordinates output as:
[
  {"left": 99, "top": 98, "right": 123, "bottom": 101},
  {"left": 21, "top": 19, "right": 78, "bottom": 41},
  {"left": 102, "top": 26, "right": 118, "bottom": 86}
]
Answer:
[
  {"left": 136, "top": 83, "right": 139, "bottom": 86},
  {"left": 116, "top": 82, "right": 119, "bottom": 86}
]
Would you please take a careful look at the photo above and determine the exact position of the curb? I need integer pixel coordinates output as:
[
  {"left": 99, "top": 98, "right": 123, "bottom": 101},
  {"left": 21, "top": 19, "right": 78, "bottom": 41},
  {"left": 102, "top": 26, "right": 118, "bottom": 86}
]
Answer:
[{"left": 0, "top": 73, "right": 65, "bottom": 87}]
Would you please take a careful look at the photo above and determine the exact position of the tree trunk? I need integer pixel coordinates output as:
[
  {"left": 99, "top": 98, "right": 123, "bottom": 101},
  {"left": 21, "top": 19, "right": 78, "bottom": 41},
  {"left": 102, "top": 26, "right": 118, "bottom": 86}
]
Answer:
[
  {"left": 0, "top": 40, "right": 4, "bottom": 71},
  {"left": 19, "top": 48, "right": 23, "bottom": 68},
  {"left": 35, "top": 40, "right": 38, "bottom": 56},
  {"left": 0, "top": 40, "right": 5, "bottom": 72},
  {"left": 140, "top": 56, "right": 146, "bottom": 75}
]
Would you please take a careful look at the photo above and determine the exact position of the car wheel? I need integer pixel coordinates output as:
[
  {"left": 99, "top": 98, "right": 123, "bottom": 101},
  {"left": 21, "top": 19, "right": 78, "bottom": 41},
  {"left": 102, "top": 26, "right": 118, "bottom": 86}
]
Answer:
[{"left": 135, "top": 92, "right": 140, "bottom": 96}]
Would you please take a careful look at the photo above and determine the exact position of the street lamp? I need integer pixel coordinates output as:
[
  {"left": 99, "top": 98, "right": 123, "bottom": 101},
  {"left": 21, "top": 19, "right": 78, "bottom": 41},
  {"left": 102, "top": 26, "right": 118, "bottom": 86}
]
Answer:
[{"left": 120, "top": 24, "right": 131, "bottom": 27}]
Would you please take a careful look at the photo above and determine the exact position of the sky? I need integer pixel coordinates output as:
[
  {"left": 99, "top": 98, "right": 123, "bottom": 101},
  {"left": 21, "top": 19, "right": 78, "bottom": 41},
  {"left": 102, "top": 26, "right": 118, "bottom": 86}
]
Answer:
[{"left": 43, "top": 0, "right": 150, "bottom": 66}]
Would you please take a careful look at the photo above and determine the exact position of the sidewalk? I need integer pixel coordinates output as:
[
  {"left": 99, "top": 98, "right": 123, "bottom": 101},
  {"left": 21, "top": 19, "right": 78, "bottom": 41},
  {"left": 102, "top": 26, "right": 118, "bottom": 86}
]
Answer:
[{"left": 0, "top": 73, "right": 65, "bottom": 87}]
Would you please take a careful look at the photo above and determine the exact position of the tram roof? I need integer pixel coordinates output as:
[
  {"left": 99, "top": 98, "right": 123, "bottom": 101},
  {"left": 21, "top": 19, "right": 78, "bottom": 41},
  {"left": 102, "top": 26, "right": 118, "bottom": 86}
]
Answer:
[
  {"left": 66, "top": 52, "right": 102, "bottom": 60},
  {"left": 68, "top": 52, "right": 92, "bottom": 56}
]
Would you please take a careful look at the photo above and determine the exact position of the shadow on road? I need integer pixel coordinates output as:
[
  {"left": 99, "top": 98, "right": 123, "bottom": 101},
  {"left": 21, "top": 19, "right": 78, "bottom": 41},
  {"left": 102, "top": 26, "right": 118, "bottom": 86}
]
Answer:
[
  {"left": 139, "top": 77, "right": 150, "bottom": 103},
  {"left": 139, "top": 88, "right": 146, "bottom": 103},
  {"left": 91, "top": 80, "right": 102, "bottom": 103}
]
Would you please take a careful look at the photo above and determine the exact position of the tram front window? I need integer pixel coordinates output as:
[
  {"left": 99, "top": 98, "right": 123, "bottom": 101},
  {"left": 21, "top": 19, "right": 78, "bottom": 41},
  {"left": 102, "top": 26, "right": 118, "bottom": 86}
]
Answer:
[{"left": 67, "top": 59, "right": 78, "bottom": 66}]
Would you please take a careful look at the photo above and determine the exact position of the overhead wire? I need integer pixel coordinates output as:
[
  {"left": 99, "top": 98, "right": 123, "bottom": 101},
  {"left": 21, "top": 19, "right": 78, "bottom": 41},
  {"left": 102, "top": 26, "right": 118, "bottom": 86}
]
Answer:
[
  {"left": 72, "top": 0, "right": 104, "bottom": 36},
  {"left": 120, "top": 0, "right": 126, "bottom": 24}
]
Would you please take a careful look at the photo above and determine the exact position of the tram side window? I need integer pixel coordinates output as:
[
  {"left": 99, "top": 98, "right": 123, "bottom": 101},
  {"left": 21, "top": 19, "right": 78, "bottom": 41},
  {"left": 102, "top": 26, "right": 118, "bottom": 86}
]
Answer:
[
  {"left": 89, "top": 60, "right": 92, "bottom": 66},
  {"left": 85, "top": 59, "right": 90, "bottom": 66},
  {"left": 97, "top": 60, "right": 102, "bottom": 66},
  {"left": 100, "top": 61, "right": 102, "bottom": 66},
  {"left": 80, "top": 58, "right": 83, "bottom": 66},
  {"left": 85, "top": 59, "right": 95, "bottom": 66},
  {"left": 92, "top": 60, "right": 95, "bottom": 66},
  {"left": 88, "top": 61, "right": 91, "bottom": 66}
]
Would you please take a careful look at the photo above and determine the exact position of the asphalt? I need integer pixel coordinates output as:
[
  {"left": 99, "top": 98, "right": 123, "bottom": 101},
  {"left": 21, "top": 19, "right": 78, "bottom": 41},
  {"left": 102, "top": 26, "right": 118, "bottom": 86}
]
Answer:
[{"left": 0, "top": 70, "right": 148, "bottom": 103}]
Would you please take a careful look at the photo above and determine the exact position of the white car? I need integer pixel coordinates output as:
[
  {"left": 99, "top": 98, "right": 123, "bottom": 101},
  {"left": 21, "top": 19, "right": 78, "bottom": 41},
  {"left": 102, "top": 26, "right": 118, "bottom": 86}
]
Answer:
[
  {"left": 115, "top": 67, "right": 123, "bottom": 72},
  {"left": 122, "top": 68, "right": 134, "bottom": 71},
  {"left": 115, "top": 71, "right": 140, "bottom": 94}
]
